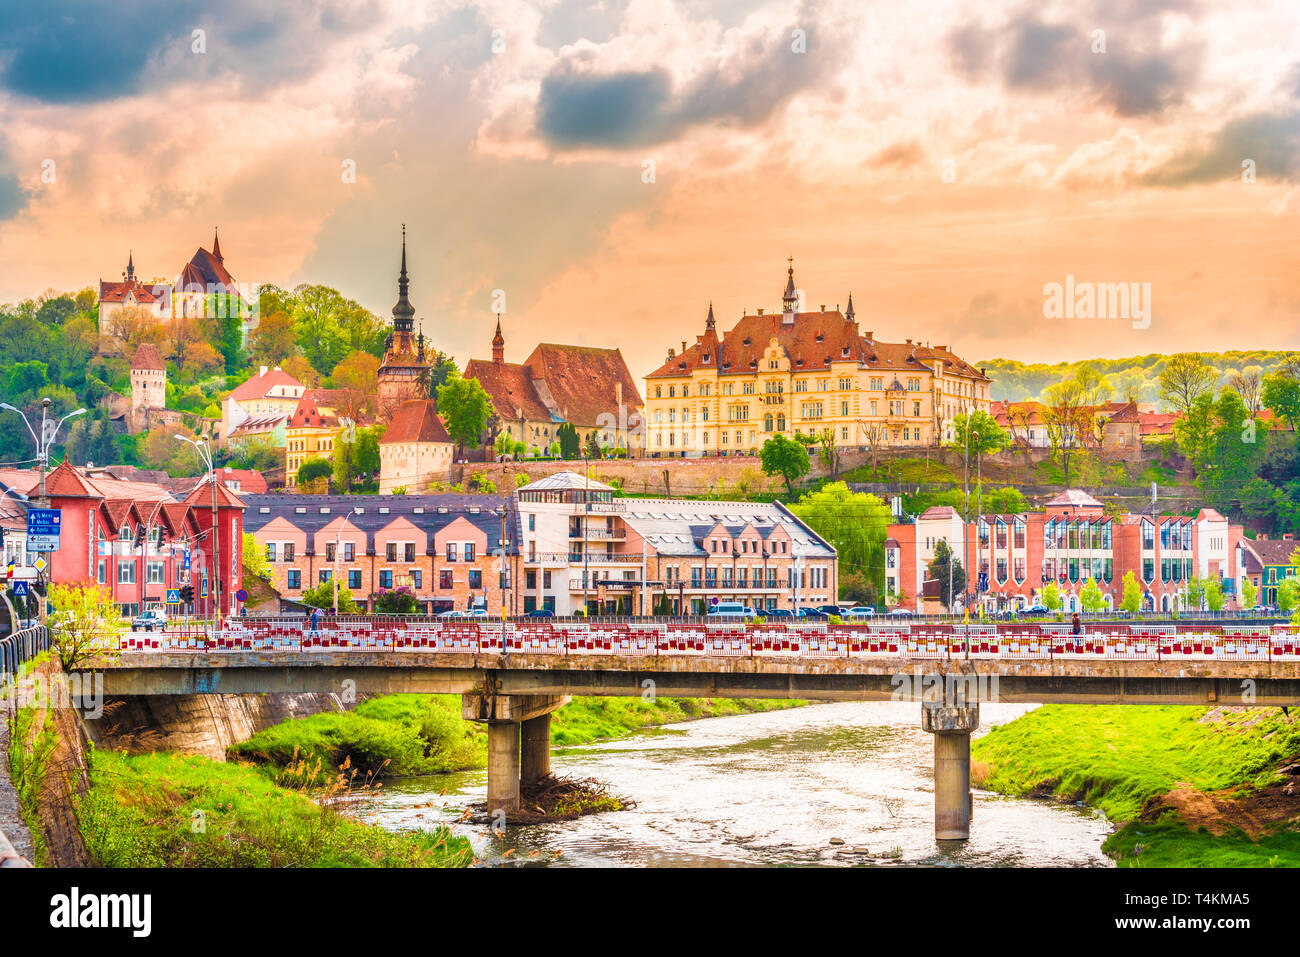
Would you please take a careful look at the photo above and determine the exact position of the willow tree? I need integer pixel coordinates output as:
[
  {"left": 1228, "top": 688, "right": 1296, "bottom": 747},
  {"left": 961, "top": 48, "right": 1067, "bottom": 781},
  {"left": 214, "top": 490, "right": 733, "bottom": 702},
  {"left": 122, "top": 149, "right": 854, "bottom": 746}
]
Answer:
[{"left": 789, "top": 482, "right": 891, "bottom": 601}]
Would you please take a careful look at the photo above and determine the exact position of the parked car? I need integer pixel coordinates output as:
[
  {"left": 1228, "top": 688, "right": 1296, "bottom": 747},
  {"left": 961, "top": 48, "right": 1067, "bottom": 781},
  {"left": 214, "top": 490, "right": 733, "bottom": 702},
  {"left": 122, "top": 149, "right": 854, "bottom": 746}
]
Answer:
[
  {"left": 707, "top": 602, "right": 757, "bottom": 620},
  {"left": 885, "top": 608, "right": 913, "bottom": 617},
  {"left": 816, "top": 605, "right": 844, "bottom": 617},
  {"left": 438, "top": 608, "right": 488, "bottom": 619},
  {"left": 524, "top": 609, "right": 554, "bottom": 618},
  {"left": 1020, "top": 604, "right": 1050, "bottom": 617},
  {"left": 847, "top": 606, "right": 876, "bottom": 619},
  {"left": 763, "top": 608, "right": 795, "bottom": 619},
  {"left": 797, "top": 608, "right": 828, "bottom": 620},
  {"left": 131, "top": 608, "right": 167, "bottom": 632}
]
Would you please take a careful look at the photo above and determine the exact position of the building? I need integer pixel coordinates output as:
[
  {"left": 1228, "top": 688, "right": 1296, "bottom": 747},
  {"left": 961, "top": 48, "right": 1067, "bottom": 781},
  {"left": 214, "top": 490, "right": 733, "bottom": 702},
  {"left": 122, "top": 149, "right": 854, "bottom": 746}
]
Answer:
[
  {"left": 0, "top": 461, "right": 245, "bottom": 619},
  {"left": 284, "top": 390, "right": 345, "bottom": 490},
  {"left": 1237, "top": 536, "right": 1299, "bottom": 607},
  {"left": 377, "top": 229, "right": 432, "bottom": 417},
  {"left": 128, "top": 344, "right": 167, "bottom": 434},
  {"left": 99, "top": 230, "right": 250, "bottom": 333},
  {"left": 465, "top": 320, "right": 645, "bottom": 456},
  {"left": 243, "top": 493, "right": 519, "bottom": 614},
  {"left": 222, "top": 366, "right": 306, "bottom": 446},
  {"left": 643, "top": 262, "right": 991, "bottom": 457},
  {"left": 98, "top": 252, "right": 172, "bottom": 329},
  {"left": 378, "top": 398, "right": 454, "bottom": 493},
  {"left": 515, "top": 471, "right": 837, "bottom": 615},
  {"left": 885, "top": 490, "right": 1247, "bottom": 614}
]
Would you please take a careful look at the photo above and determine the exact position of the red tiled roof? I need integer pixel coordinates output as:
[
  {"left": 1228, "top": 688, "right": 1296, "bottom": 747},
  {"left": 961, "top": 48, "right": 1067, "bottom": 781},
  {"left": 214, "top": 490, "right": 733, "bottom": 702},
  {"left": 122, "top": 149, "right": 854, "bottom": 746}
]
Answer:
[
  {"left": 99, "top": 277, "right": 163, "bottom": 304},
  {"left": 182, "top": 245, "right": 236, "bottom": 291},
  {"left": 182, "top": 477, "right": 246, "bottom": 509},
  {"left": 229, "top": 367, "right": 305, "bottom": 402},
  {"left": 465, "top": 359, "right": 553, "bottom": 423},
  {"left": 524, "top": 343, "right": 643, "bottom": 427},
  {"left": 218, "top": 467, "right": 269, "bottom": 494},
  {"left": 380, "top": 399, "right": 452, "bottom": 445},
  {"left": 1138, "top": 411, "right": 1180, "bottom": 437},
  {"left": 43, "top": 461, "right": 98, "bottom": 498},
  {"left": 132, "top": 343, "right": 165, "bottom": 371},
  {"left": 288, "top": 390, "right": 340, "bottom": 430},
  {"left": 1241, "top": 538, "right": 1300, "bottom": 568},
  {"left": 1107, "top": 401, "right": 1141, "bottom": 423}
]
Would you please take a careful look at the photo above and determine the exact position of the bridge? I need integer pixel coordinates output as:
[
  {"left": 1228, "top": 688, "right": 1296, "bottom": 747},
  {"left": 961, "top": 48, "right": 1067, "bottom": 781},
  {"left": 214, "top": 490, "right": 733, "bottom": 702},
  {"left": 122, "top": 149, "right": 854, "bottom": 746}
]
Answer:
[{"left": 82, "top": 617, "right": 1300, "bottom": 842}]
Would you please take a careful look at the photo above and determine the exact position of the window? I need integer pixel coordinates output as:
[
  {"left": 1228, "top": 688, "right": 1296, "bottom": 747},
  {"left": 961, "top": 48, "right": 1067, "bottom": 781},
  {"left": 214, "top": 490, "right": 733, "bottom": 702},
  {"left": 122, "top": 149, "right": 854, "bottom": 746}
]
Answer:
[
  {"left": 742, "top": 382, "right": 755, "bottom": 395},
  {"left": 528, "top": 514, "right": 535, "bottom": 531},
  {"left": 469, "top": 570, "right": 482, "bottom": 589},
  {"left": 266, "top": 543, "right": 277, "bottom": 562},
  {"left": 287, "top": 570, "right": 301, "bottom": 589},
  {"left": 439, "top": 570, "right": 453, "bottom": 589},
  {"left": 445, "top": 543, "right": 456, "bottom": 562},
  {"left": 348, "top": 570, "right": 362, "bottom": 589},
  {"left": 96, "top": 560, "right": 106, "bottom": 584},
  {"left": 344, "top": 543, "right": 355, "bottom": 562},
  {"left": 118, "top": 562, "right": 136, "bottom": 584},
  {"left": 319, "top": 569, "right": 332, "bottom": 584},
  {"left": 464, "top": 543, "right": 475, "bottom": 562},
  {"left": 386, "top": 543, "right": 397, "bottom": 561},
  {"left": 411, "top": 570, "right": 422, "bottom": 589},
  {"left": 326, "top": 542, "right": 337, "bottom": 562},
  {"left": 283, "top": 543, "right": 295, "bottom": 562},
  {"left": 147, "top": 562, "right": 164, "bottom": 584},
  {"left": 380, "top": 570, "right": 393, "bottom": 588}
]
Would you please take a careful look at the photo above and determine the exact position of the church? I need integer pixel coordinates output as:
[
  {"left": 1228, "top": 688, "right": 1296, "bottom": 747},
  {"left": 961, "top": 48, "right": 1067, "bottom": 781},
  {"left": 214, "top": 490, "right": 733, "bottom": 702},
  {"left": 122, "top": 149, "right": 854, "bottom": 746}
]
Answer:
[{"left": 376, "top": 226, "right": 434, "bottom": 418}]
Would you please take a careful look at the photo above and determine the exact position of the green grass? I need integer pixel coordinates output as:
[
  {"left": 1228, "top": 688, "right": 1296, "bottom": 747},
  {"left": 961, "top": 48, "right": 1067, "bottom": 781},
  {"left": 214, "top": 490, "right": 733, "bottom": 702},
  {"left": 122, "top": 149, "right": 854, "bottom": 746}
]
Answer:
[
  {"left": 1103, "top": 818, "right": 1299, "bottom": 867},
  {"left": 973, "top": 705, "right": 1300, "bottom": 866},
  {"left": 77, "top": 749, "right": 474, "bottom": 868},
  {"left": 231, "top": 694, "right": 806, "bottom": 773},
  {"left": 842, "top": 457, "right": 957, "bottom": 485}
]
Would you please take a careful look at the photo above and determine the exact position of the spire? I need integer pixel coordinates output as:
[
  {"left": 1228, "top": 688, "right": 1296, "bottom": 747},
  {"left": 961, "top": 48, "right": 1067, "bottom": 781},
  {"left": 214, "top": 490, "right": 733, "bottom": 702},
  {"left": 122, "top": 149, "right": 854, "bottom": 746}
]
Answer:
[
  {"left": 705, "top": 301, "right": 715, "bottom": 331},
  {"left": 212, "top": 227, "right": 223, "bottom": 263},
  {"left": 125, "top": 250, "right": 134, "bottom": 281},
  {"left": 782, "top": 257, "right": 797, "bottom": 314},
  {"left": 391, "top": 224, "right": 414, "bottom": 332},
  {"left": 492, "top": 314, "right": 505, "bottom": 364},
  {"left": 845, "top": 291, "right": 855, "bottom": 321}
]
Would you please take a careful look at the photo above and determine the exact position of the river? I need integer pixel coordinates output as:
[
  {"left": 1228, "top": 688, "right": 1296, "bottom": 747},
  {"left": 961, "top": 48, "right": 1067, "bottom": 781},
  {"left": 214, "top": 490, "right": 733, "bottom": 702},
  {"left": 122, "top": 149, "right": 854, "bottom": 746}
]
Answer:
[{"left": 346, "top": 701, "right": 1114, "bottom": 867}]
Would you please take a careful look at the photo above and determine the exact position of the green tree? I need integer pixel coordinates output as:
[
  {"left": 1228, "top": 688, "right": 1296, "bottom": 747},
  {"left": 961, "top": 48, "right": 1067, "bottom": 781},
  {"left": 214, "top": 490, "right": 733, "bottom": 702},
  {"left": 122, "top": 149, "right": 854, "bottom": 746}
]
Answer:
[
  {"left": 437, "top": 376, "right": 493, "bottom": 456},
  {"left": 300, "top": 580, "right": 361, "bottom": 614},
  {"left": 1080, "top": 578, "right": 1105, "bottom": 613},
  {"left": 1120, "top": 571, "right": 1142, "bottom": 613},
  {"left": 375, "top": 587, "right": 418, "bottom": 614},
  {"left": 1184, "top": 576, "right": 1208, "bottom": 612},
  {"left": 423, "top": 350, "right": 460, "bottom": 397},
  {"left": 949, "top": 409, "right": 1011, "bottom": 457},
  {"left": 242, "top": 531, "right": 270, "bottom": 583},
  {"left": 1042, "top": 580, "right": 1062, "bottom": 612},
  {"left": 789, "top": 483, "right": 891, "bottom": 599},
  {"left": 1276, "top": 577, "right": 1299, "bottom": 617},
  {"left": 1261, "top": 371, "right": 1300, "bottom": 433},
  {"left": 296, "top": 457, "right": 333, "bottom": 488},
  {"left": 1205, "top": 578, "right": 1225, "bottom": 612},
  {"left": 1240, "top": 579, "right": 1258, "bottom": 610},
  {"left": 1158, "top": 352, "right": 1218, "bottom": 415},
  {"left": 926, "top": 538, "right": 966, "bottom": 610},
  {"left": 759, "top": 434, "right": 810, "bottom": 494},
  {"left": 556, "top": 422, "right": 581, "bottom": 460}
]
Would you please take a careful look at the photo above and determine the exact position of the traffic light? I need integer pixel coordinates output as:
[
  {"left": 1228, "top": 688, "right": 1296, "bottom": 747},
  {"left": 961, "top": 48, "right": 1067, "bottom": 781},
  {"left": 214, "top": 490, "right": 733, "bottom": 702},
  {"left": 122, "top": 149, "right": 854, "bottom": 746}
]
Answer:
[
  {"left": 180, "top": 584, "right": 194, "bottom": 603},
  {"left": 135, "top": 524, "right": 147, "bottom": 548}
]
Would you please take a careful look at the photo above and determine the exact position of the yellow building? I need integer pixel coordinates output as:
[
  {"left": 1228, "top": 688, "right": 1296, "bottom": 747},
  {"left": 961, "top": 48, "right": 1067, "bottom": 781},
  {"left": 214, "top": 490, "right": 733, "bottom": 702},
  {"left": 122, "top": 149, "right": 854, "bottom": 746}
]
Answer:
[
  {"left": 643, "top": 263, "right": 992, "bottom": 456},
  {"left": 285, "top": 389, "right": 344, "bottom": 489}
]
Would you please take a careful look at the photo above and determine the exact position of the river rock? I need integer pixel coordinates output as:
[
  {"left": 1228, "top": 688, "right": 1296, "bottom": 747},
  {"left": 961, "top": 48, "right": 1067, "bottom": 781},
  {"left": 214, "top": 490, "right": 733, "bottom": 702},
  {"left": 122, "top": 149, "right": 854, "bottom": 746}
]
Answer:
[{"left": 829, "top": 837, "right": 845, "bottom": 845}]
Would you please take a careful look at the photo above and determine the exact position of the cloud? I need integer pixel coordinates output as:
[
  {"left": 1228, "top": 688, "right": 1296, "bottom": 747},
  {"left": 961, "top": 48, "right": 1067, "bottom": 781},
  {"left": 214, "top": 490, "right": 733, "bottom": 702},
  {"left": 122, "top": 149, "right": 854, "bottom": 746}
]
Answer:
[
  {"left": 537, "top": 66, "right": 675, "bottom": 147},
  {"left": 1143, "top": 111, "right": 1300, "bottom": 185}
]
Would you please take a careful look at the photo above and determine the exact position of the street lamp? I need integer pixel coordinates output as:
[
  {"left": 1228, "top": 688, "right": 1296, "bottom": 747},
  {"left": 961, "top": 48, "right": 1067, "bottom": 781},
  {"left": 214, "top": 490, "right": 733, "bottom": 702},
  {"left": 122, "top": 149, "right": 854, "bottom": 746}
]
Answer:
[
  {"left": 333, "top": 506, "right": 362, "bottom": 615},
  {"left": 0, "top": 400, "right": 87, "bottom": 506},
  {"left": 174, "top": 434, "right": 220, "bottom": 629}
]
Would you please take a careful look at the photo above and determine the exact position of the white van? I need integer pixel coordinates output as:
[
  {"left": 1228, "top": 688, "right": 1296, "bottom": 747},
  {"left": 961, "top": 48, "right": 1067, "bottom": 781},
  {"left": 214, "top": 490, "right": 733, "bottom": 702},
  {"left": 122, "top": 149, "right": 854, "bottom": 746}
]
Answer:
[{"left": 706, "top": 602, "right": 756, "bottom": 620}]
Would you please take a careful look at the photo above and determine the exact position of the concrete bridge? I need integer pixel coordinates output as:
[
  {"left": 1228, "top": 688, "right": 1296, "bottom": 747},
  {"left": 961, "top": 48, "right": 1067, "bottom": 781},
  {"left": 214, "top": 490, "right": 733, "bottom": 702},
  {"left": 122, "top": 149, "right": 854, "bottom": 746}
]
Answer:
[{"left": 86, "top": 618, "right": 1300, "bottom": 842}]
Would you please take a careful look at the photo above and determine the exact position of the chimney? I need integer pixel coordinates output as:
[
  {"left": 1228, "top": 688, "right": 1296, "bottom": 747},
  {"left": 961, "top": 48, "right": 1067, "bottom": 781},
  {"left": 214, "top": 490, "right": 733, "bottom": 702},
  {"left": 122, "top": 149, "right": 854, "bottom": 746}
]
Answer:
[
  {"left": 681, "top": 341, "right": 687, "bottom": 355},
  {"left": 757, "top": 308, "right": 764, "bottom": 316}
]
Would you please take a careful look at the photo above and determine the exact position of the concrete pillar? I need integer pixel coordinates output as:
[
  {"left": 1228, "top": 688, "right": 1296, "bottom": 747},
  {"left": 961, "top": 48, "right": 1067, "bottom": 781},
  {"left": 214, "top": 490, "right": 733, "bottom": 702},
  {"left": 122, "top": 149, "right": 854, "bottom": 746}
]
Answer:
[
  {"left": 923, "top": 701, "right": 980, "bottom": 841},
  {"left": 486, "top": 721, "right": 520, "bottom": 814},
  {"left": 520, "top": 713, "right": 551, "bottom": 786}
]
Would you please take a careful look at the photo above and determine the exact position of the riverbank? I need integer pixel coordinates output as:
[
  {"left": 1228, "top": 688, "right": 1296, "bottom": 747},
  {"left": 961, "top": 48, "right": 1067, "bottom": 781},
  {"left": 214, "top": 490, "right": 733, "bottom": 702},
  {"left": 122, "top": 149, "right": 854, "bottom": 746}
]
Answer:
[
  {"left": 229, "top": 694, "right": 807, "bottom": 777},
  {"left": 971, "top": 705, "right": 1300, "bottom": 866}
]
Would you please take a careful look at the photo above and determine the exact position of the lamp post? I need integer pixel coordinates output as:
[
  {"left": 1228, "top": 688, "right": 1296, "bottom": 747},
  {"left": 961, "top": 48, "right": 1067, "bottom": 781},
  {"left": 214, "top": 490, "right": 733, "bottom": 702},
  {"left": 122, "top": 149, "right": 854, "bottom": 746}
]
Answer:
[
  {"left": 333, "top": 507, "right": 362, "bottom": 615},
  {"left": 174, "top": 435, "right": 220, "bottom": 629}
]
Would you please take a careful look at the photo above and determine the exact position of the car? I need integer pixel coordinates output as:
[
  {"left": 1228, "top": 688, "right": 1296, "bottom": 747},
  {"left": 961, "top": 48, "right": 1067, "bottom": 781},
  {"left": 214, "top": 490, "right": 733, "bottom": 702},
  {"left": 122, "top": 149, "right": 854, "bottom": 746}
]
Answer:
[
  {"left": 847, "top": 606, "right": 876, "bottom": 619},
  {"left": 1020, "top": 604, "right": 1050, "bottom": 617},
  {"left": 524, "top": 609, "right": 554, "bottom": 618},
  {"left": 438, "top": 608, "right": 488, "bottom": 619},
  {"left": 797, "top": 607, "right": 828, "bottom": 620},
  {"left": 131, "top": 608, "right": 167, "bottom": 631},
  {"left": 885, "top": 608, "right": 913, "bottom": 617},
  {"left": 816, "top": 605, "right": 843, "bottom": 616},
  {"left": 763, "top": 608, "right": 795, "bottom": 619},
  {"left": 707, "top": 602, "right": 757, "bottom": 619}
]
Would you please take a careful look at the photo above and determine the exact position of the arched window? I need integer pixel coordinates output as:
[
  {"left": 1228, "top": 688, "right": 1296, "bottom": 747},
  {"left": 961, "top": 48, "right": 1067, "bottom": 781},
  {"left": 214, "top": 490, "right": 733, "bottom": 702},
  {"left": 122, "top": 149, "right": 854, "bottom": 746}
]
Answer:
[
  {"left": 764, "top": 413, "right": 774, "bottom": 432},
  {"left": 776, "top": 413, "right": 786, "bottom": 431}
]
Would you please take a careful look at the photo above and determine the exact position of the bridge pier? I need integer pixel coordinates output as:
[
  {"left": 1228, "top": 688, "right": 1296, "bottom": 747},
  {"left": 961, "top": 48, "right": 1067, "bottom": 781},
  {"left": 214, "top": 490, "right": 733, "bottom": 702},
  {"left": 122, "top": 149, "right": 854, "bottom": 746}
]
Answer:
[
  {"left": 463, "top": 692, "right": 569, "bottom": 818},
  {"left": 922, "top": 699, "right": 980, "bottom": 841}
]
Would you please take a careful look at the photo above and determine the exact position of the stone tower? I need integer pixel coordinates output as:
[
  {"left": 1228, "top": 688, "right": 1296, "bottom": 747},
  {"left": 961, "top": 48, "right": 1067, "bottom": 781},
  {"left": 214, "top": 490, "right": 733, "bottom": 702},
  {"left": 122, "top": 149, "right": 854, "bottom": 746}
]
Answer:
[
  {"left": 129, "top": 343, "right": 166, "bottom": 433},
  {"left": 377, "top": 226, "right": 432, "bottom": 418}
]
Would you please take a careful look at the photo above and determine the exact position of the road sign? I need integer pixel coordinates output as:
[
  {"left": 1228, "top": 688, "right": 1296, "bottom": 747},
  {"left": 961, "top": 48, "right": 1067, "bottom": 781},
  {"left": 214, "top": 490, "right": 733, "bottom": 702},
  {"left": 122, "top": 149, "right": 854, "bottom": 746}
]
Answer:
[
  {"left": 32, "top": 556, "right": 47, "bottom": 573},
  {"left": 236, "top": 588, "right": 247, "bottom": 602},
  {"left": 12, "top": 581, "right": 28, "bottom": 597},
  {"left": 166, "top": 588, "right": 180, "bottom": 604},
  {"left": 26, "top": 508, "right": 62, "bottom": 552},
  {"left": 184, "top": 551, "right": 192, "bottom": 570},
  {"left": 201, "top": 574, "right": 208, "bottom": 598}
]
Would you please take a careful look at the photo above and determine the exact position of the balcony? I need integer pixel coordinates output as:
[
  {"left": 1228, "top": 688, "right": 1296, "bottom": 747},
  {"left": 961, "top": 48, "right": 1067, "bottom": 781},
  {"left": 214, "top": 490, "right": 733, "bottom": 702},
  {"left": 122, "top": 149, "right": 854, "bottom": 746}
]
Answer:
[{"left": 569, "top": 527, "right": 626, "bottom": 541}]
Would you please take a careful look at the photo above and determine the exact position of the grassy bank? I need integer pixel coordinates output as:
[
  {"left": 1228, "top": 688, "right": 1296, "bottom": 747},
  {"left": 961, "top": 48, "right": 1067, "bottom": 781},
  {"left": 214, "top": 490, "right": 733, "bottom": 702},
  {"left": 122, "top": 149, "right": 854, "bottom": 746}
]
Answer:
[
  {"left": 972, "top": 705, "right": 1300, "bottom": 866},
  {"left": 230, "top": 694, "right": 806, "bottom": 776},
  {"left": 78, "top": 748, "right": 474, "bottom": 867}
]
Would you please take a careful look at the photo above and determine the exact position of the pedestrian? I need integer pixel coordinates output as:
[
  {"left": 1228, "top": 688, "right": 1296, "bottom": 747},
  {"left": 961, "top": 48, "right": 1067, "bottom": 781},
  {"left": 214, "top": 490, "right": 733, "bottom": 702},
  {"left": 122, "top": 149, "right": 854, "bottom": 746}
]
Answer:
[
  {"left": 1071, "top": 611, "right": 1083, "bottom": 649},
  {"left": 308, "top": 606, "right": 322, "bottom": 636}
]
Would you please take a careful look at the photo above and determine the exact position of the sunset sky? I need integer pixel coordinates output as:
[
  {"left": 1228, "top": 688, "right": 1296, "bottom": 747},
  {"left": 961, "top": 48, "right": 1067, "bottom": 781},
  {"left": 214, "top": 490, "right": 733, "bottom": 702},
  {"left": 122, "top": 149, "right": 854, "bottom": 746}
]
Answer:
[{"left": 0, "top": 0, "right": 1296, "bottom": 378}]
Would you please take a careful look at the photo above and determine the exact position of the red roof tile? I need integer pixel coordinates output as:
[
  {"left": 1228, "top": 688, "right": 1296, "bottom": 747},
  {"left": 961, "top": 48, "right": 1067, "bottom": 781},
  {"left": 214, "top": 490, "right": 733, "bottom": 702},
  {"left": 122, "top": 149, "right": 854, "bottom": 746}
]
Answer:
[
  {"left": 132, "top": 343, "right": 165, "bottom": 372},
  {"left": 229, "top": 367, "right": 305, "bottom": 402},
  {"left": 524, "top": 343, "right": 643, "bottom": 426},
  {"left": 465, "top": 359, "right": 553, "bottom": 423},
  {"left": 380, "top": 399, "right": 452, "bottom": 445}
]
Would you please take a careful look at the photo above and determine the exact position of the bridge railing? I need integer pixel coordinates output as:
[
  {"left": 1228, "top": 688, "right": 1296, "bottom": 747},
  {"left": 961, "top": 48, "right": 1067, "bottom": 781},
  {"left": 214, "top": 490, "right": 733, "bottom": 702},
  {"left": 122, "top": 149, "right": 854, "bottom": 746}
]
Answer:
[
  {"left": 0, "top": 624, "right": 51, "bottom": 685},
  {"left": 105, "top": 619, "right": 1300, "bottom": 662}
]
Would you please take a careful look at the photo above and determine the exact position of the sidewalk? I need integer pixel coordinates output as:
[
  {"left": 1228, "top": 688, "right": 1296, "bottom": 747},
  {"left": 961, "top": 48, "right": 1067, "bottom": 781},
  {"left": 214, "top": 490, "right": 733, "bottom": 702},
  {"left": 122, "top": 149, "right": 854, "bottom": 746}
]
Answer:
[{"left": 0, "top": 702, "right": 35, "bottom": 865}]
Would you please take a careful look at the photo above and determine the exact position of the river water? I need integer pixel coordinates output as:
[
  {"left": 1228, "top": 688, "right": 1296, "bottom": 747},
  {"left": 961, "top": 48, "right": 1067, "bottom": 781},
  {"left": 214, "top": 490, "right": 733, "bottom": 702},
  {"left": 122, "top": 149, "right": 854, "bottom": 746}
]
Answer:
[{"left": 347, "top": 701, "right": 1113, "bottom": 867}]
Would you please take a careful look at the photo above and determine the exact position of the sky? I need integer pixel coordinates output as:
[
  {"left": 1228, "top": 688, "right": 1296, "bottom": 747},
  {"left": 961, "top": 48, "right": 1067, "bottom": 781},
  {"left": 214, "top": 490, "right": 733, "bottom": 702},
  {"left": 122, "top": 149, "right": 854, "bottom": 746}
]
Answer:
[{"left": 0, "top": 0, "right": 1297, "bottom": 379}]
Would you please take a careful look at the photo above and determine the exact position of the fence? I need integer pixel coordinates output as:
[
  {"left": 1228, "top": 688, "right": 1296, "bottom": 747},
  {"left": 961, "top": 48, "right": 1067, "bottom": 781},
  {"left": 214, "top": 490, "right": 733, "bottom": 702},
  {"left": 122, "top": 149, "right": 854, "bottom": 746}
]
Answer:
[
  {"left": 109, "top": 618, "right": 1300, "bottom": 662},
  {"left": 0, "top": 625, "right": 51, "bottom": 685}
]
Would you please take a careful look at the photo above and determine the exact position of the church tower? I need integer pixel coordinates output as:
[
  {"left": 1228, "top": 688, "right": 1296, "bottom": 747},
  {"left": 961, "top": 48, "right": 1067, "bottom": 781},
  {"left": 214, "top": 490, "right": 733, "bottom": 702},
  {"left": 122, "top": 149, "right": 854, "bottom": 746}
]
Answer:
[{"left": 377, "top": 226, "right": 432, "bottom": 418}]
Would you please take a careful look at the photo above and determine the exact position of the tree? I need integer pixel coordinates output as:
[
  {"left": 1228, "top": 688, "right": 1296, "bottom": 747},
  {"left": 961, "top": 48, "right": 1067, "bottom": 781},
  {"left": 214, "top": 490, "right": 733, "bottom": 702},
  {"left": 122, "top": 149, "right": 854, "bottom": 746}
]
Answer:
[
  {"left": 422, "top": 350, "right": 460, "bottom": 397},
  {"left": 1172, "top": 391, "right": 1216, "bottom": 472},
  {"left": 1184, "top": 576, "right": 1208, "bottom": 611},
  {"left": 375, "top": 587, "right": 419, "bottom": 614},
  {"left": 926, "top": 538, "right": 966, "bottom": 610},
  {"left": 47, "top": 582, "right": 123, "bottom": 669},
  {"left": 837, "top": 569, "right": 878, "bottom": 607},
  {"left": 1227, "top": 366, "right": 1264, "bottom": 412},
  {"left": 789, "top": 483, "right": 891, "bottom": 599},
  {"left": 1042, "top": 580, "right": 1062, "bottom": 612},
  {"left": 1276, "top": 577, "right": 1299, "bottom": 617},
  {"left": 759, "top": 434, "right": 810, "bottom": 494},
  {"left": 555, "top": 422, "right": 581, "bottom": 460},
  {"left": 330, "top": 351, "right": 380, "bottom": 395},
  {"left": 437, "top": 376, "right": 493, "bottom": 456},
  {"left": 242, "top": 531, "right": 270, "bottom": 584},
  {"left": 247, "top": 309, "right": 299, "bottom": 367},
  {"left": 1080, "top": 578, "right": 1105, "bottom": 613},
  {"left": 1158, "top": 353, "right": 1218, "bottom": 415},
  {"left": 1120, "top": 570, "right": 1142, "bottom": 614},
  {"left": 300, "top": 581, "right": 360, "bottom": 614},
  {"left": 106, "top": 305, "right": 165, "bottom": 353},
  {"left": 296, "top": 457, "right": 333, "bottom": 488},
  {"left": 1261, "top": 372, "right": 1300, "bottom": 433},
  {"left": 1205, "top": 578, "right": 1225, "bottom": 612},
  {"left": 1240, "top": 579, "right": 1258, "bottom": 610},
  {"left": 1042, "top": 375, "right": 1092, "bottom": 485},
  {"left": 281, "top": 355, "right": 319, "bottom": 388}
]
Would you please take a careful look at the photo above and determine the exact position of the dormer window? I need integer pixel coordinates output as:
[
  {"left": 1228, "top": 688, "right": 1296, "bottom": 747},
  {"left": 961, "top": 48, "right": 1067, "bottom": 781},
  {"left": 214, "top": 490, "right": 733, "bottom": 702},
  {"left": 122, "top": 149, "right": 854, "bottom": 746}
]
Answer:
[{"left": 815, "top": 332, "right": 823, "bottom": 342}]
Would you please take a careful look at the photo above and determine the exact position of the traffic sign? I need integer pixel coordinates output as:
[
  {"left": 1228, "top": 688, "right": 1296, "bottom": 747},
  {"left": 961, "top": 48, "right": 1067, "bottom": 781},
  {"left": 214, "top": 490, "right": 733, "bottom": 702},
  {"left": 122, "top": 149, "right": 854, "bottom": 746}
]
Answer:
[
  {"left": 32, "top": 556, "right": 47, "bottom": 573},
  {"left": 12, "top": 581, "right": 28, "bottom": 598},
  {"left": 183, "top": 551, "right": 192, "bottom": 570},
  {"left": 26, "top": 508, "right": 62, "bottom": 552},
  {"left": 235, "top": 588, "right": 247, "bottom": 602},
  {"left": 166, "top": 588, "right": 181, "bottom": 604}
]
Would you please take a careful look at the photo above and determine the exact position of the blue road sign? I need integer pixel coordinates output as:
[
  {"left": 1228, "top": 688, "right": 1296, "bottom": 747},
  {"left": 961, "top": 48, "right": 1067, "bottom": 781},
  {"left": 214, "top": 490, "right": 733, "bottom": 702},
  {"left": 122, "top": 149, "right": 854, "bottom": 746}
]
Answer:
[
  {"left": 26, "top": 508, "right": 61, "bottom": 552},
  {"left": 184, "top": 551, "right": 192, "bottom": 570},
  {"left": 166, "top": 588, "right": 181, "bottom": 604},
  {"left": 12, "top": 581, "right": 28, "bottom": 597}
]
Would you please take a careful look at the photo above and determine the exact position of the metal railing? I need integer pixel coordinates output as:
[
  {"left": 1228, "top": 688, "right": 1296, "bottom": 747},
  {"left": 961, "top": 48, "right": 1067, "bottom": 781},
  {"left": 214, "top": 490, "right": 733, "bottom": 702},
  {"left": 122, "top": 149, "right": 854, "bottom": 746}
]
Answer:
[{"left": 0, "top": 624, "right": 52, "bottom": 685}]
